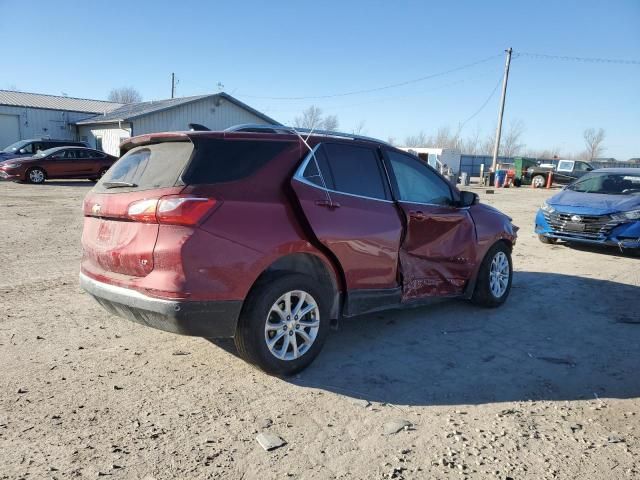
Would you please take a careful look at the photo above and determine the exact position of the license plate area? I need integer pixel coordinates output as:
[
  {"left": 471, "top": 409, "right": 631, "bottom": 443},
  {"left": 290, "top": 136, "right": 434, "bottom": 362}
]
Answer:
[{"left": 564, "top": 222, "right": 585, "bottom": 232}]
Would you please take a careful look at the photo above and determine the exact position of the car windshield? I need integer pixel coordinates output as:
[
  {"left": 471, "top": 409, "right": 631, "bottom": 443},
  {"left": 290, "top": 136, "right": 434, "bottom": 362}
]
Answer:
[
  {"left": 567, "top": 172, "right": 640, "bottom": 195},
  {"left": 2, "top": 140, "right": 30, "bottom": 153}
]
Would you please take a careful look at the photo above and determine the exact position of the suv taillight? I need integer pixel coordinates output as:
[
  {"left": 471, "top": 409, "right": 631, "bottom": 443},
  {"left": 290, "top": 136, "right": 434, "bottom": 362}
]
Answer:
[{"left": 127, "top": 195, "right": 217, "bottom": 226}]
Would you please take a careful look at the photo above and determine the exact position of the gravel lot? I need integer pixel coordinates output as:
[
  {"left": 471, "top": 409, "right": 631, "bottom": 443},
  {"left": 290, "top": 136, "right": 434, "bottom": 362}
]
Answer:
[{"left": 1, "top": 180, "right": 638, "bottom": 479}]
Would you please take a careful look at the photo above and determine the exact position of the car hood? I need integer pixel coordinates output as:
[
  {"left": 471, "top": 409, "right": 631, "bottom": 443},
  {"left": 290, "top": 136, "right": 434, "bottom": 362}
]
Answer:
[
  {"left": 0, "top": 152, "right": 19, "bottom": 160},
  {"left": 548, "top": 189, "right": 640, "bottom": 215}
]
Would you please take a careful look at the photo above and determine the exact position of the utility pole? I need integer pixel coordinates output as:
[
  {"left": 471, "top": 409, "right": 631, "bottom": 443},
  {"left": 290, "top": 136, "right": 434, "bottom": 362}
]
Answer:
[
  {"left": 490, "top": 48, "right": 513, "bottom": 172},
  {"left": 171, "top": 73, "right": 176, "bottom": 99}
]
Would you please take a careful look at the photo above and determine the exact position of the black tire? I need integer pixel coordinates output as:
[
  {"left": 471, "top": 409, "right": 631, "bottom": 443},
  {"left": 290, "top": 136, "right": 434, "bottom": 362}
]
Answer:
[
  {"left": 26, "top": 167, "right": 46, "bottom": 184},
  {"left": 471, "top": 242, "right": 513, "bottom": 308},
  {"left": 234, "top": 272, "right": 331, "bottom": 376},
  {"left": 89, "top": 168, "right": 108, "bottom": 182},
  {"left": 538, "top": 234, "right": 557, "bottom": 244},
  {"left": 532, "top": 174, "right": 546, "bottom": 188}
]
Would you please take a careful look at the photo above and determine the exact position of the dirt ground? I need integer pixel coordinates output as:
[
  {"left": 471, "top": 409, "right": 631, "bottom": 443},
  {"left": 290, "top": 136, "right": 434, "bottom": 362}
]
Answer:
[{"left": 0, "top": 180, "right": 638, "bottom": 480}]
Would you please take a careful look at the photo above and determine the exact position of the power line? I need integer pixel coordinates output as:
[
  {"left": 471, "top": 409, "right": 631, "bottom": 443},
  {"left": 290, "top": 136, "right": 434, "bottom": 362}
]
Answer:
[
  {"left": 458, "top": 75, "right": 503, "bottom": 132},
  {"left": 517, "top": 52, "right": 640, "bottom": 65},
  {"left": 238, "top": 53, "right": 503, "bottom": 100}
]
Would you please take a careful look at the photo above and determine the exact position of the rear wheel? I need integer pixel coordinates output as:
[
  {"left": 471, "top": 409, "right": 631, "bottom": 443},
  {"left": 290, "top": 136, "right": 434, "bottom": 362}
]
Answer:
[
  {"left": 532, "top": 174, "right": 546, "bottom": 188},
  {"left": 234, "top": 273, "right": 330, "bottom": 376},
  {"left": 471, "top": 242, "right": 513, "bottom": 308},
  {"left": 27, "top": 167, "right": 46, "bottom": 184},
  {"left": 89, "top": 167, "right": 108, "bottom": 182},
  {"left": 538, "top": 234, "right": 557, "bottom": 244}
]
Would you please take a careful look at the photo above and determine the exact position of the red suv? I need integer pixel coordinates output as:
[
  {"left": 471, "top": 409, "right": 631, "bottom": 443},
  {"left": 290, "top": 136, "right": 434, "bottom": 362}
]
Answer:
[{"left": 80, "top": 126, "right": 517, "bottom": 375}]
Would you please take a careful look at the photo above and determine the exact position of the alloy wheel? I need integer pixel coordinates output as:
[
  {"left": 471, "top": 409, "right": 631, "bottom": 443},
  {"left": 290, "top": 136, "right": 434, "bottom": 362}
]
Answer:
[
  {"left": 489, "top": 251, "right": 510, "bottom": 298},
  {"left": 264, "top": 290, "right": 320, "bottom": 361},
  {"left": 29, "top": 169, "right": 44, "bottom": 183}
]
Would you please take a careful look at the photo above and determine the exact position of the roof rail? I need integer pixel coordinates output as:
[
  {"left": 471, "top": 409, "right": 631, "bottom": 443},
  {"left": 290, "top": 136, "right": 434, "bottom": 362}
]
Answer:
[{"left": 224, "top": 123, "right": 392, "bottom": 146}]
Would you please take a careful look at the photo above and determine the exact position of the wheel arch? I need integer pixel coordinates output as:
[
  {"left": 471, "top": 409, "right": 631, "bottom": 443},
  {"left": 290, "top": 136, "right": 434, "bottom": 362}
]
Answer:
[
  {"left": 25, "top": 165, "right": 47, "bottom": 181},
  {"left": 463, "top": 237, "right": 513, "bottom": 299},
  {"left": 247, "top": 252, "right": 344, "bottom": 320}
]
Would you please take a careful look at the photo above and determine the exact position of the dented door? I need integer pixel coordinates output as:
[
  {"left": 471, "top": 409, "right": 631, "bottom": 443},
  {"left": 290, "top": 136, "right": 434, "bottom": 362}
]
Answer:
[
  {"left": 383, "top": 149, "right": 478, "bottom": 300},
  {"left": 397, "top": 203, "right": 477, "bottom": 298}
]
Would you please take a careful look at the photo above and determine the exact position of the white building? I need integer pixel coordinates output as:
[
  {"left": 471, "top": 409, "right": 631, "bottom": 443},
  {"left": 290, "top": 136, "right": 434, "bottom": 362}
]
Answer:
[
  {"left": 397, "top": 146, "right": 462, "bottom": 175},
  {"left": 0, "top": 90, "right": 279, "bottom": 156}
]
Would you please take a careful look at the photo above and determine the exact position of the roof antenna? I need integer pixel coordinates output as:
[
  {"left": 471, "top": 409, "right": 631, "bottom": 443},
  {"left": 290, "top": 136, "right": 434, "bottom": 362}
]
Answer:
[{"left": 288, "top": 125, "right": 333, "bottom": 207}]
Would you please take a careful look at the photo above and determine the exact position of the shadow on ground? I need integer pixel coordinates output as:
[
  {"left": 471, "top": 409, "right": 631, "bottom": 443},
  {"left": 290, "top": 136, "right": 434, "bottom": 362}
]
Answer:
[
  {"left": 553, "top": 241, "right": 640, "bottom": 259},
  {"left": 215, "top": 271, "right": 640, "bottom": 406},
  {"left": 35, "top": 180, "right": 96, "bottom": 187}
]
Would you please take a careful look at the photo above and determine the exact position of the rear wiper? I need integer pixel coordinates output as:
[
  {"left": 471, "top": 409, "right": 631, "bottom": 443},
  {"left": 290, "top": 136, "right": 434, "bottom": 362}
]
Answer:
[{"left": 102, "top": 181, "right": 138, "bottom": 189}]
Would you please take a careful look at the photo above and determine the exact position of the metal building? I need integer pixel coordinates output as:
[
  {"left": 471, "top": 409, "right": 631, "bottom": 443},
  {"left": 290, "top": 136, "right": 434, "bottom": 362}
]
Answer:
[
  {"left": 0, "top": 90, "right": 122, "bottom": 149},
  {"left": 0, "top": 90, "right": 279, "bottom": 156},
  {"left": 76, "top": 93, "right": 280, "bottom": 155}
]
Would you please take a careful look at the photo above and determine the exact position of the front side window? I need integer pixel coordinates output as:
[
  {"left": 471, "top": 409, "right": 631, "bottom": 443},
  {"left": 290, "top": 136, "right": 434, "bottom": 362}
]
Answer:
[
  {"left": 19, "top": 143, "right": 35, "bottom": 154},
  {"left": 386, "top": 150, "right": 453, "bottom": 206}
]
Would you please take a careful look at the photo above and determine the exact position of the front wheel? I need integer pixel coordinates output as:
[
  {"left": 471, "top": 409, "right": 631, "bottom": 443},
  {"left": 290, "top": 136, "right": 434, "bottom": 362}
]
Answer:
[
  {"left": 234, "top": 273, "right": 330, "bottom": 376},
  {"left": 27, "top": 167, "right": 46, "bottom": 184},
  {"left": 471, "top": 242, "right": 513, "bottom": 308},
  {"left": 532, "top": 174, "right": 546, "bottom": 188}
]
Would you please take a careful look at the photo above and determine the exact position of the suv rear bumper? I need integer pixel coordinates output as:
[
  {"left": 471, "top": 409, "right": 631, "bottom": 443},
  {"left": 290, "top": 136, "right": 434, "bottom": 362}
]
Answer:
[{"left": 79, "top": 273, "right": 242, "bottom": 338}]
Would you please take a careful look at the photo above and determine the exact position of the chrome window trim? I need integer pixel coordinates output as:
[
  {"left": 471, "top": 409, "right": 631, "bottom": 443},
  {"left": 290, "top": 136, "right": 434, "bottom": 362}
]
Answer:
[{"left": 293, "top": 144, "right": 394, "bottom": 204}]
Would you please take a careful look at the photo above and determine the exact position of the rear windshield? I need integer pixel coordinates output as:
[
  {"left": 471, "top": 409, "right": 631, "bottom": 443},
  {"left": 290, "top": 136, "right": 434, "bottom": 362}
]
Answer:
[
  {"left": 183, "top": 138, "right": 293, "bottom": 184},
  {"left": 95, "top": 142, "right": 193, "bottom": 193}
]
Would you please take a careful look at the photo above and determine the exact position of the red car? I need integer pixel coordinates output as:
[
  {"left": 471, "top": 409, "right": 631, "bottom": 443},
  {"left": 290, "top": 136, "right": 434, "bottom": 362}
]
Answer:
[
  {"left": 0, "top": 146, "right": 117, "bottom": 183},
  {"left": 79, "top": 126, "right": 517, "bottom": 375}
]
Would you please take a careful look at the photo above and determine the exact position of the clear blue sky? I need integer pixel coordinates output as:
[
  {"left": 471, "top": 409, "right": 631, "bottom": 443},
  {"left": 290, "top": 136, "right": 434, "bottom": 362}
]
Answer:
[{"left": 2, "top": 0, "right": 638, "bottom": 159}]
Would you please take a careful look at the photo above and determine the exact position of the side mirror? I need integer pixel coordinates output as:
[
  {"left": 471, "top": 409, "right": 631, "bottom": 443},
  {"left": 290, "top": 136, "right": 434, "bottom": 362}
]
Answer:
[
  {"left": 586, "top": 167, "right": 593, "bottom": 171},
  {"left": 459, "top": 190, "right": 479, "bottom": 207}
]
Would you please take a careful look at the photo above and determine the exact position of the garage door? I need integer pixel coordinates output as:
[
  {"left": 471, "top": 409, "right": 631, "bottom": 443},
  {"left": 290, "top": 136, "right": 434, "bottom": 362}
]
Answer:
[{"left": 0, "top": 114, "right": 20, "bottom": 149}]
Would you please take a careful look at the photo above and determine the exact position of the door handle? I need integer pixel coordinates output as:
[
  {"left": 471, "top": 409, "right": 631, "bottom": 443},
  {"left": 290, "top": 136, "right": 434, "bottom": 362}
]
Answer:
[
  {"left": 315, "top": 199, "right": 341, "bottom": 209},
  {"left": 409, "top": 210, "right": 425, "bottom": 220}
]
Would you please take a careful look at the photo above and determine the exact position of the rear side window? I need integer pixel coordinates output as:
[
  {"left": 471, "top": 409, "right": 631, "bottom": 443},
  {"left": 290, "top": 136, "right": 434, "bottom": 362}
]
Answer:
[
  {"left": 96, "top": 142, "right": 194, "bottom": 192},
  {"left": 305, "top": 143, "right": 389, "bottom": 200},
  {"left": 183, "top": 139, "right": 292, "bottom": 184}
]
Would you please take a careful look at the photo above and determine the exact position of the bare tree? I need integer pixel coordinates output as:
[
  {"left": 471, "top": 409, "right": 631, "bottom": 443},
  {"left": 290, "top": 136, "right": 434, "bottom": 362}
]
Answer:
[
  {"left": 460, "top": 126, "right": 482, "bottom": 155},
  {"left": 352, "top": 120, "right": 367, "bottom": 135},
  {"left": 582, "top": 128, "right": 606, "bottom": 160},
  {"left": 6, "top": 84, "right": 19, "bottom": 91},
  {"left": 108, "top": 87, "right": 142, "bottom": 104},
  {"left": 500, "top": 119, "right": 526, "bottom": 157},
  {"left": 323, "top": 114, "right": 339, "bottom": 131},
  {"left": 404, "top": 131, "right": 428, "bottom": 147},
  {"left": 387, "top": 136, "right": 397, "bottom": 146},
  {"left": 293, "top": 106, "right": 339, "bottom": 131}
]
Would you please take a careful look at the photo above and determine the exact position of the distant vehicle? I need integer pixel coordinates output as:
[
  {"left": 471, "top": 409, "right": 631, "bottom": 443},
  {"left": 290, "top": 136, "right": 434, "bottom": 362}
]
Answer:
[
  {"left": 79, "top": 125, "right": 518, "bottom": 375},
  {"left": 0, "top": 138, "right": 89, "bottom": 161},
  {"left": 525, "top": 159, "right": 594, "bottom": 188},
  {"left": 0, "top": 147, "right": 117, "bottom": 183},
  {"left": 535, "top": 168, "right": 640, "bottom": 254}
]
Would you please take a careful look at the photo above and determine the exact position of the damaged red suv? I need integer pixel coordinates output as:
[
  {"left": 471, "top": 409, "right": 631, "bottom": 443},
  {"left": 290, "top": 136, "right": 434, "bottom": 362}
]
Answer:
[{"left": 80, "top": 126, "right": 517, "bottom": 375}]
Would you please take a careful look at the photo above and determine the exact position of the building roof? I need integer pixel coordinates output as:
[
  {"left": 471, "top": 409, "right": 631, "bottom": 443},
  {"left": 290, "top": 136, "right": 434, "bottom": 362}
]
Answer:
[
  {"left": 76, "top": 92, "right": 280, "bottom": 126},
  {"left": 0, "top": 90, "right": 123, "bottom": 114}
]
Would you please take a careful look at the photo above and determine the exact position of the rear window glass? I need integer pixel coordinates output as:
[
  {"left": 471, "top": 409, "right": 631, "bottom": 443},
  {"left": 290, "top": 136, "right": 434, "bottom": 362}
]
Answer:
[
  {"left": 184, "top": 138, "right": 293, "bottom": 184},
  {"left": 95, "top": 142, "right": 193, "bottom": 192}
]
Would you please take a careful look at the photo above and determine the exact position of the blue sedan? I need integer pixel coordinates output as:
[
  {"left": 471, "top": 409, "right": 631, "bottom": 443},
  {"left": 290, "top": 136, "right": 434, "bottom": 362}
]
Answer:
[{"left": 535, "top": 168, "right": 640, "bottom": 253}]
